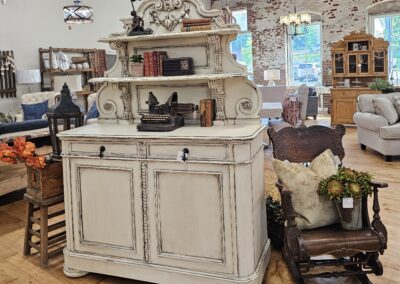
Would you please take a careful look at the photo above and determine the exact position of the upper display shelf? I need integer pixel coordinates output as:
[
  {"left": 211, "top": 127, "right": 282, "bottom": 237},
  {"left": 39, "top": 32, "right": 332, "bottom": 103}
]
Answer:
[
  {"left": 99, "top": 28, "right": 240, "bottom": 44},
  {"left": 89, "top": 73, "right": 246, "bottom": 84}
]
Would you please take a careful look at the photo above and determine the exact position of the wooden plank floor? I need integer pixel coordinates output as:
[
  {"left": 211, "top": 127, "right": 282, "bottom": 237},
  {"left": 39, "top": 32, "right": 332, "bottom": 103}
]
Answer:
[{"left": 0, "top": 126, "right": 398, "bottom": 284}]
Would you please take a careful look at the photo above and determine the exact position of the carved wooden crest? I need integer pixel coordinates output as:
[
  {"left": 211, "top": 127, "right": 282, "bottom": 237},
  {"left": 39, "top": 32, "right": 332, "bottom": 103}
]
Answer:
[{"left": 149, "top": 0, "right": 191, "bottom": 31}]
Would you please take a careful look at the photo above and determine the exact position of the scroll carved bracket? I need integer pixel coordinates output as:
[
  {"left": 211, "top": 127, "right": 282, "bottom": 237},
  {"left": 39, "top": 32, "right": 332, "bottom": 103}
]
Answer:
[
  {"left": 208, "top": 79, "right": 226, "bottom": 121},
  {"left": 118, "top": 82, "right": 133, "bottom": 121},
  {"left": 208, "top": 35, "right": 223, "bottom": 74},
  {"left": 115, "top": 42, "right": 130, "bottom": 77}
]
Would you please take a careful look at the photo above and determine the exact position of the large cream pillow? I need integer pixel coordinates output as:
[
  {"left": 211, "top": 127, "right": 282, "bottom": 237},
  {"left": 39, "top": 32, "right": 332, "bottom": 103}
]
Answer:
[
  {"left": 373, "top": 96, "right": 399, "bottom": 125},
  {"left": 272, "top": 149, "right": 339, "bottom": 230}
]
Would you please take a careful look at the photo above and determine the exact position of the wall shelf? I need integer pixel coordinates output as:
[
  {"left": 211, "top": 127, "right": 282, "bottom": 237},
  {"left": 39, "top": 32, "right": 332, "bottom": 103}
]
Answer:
[
  {"left": 99, "top": 28, "right": 240, "bottom": 44},
  {"left": 89, "top": 73, "right": 246, "bottom": 84}
]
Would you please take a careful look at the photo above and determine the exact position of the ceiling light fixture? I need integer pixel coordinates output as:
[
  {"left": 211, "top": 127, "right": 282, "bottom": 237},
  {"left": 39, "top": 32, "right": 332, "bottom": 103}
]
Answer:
[
  {"left": 279, "top": 0, "right": 311, "bottom": 37},
  {"left": 63, "top": 0, "right": 94, "bottom": 27}
]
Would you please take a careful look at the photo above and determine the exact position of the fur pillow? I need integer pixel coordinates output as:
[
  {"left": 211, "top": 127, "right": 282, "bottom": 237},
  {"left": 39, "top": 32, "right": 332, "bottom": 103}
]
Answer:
[
  {"left": 272, "top": 149, "right": 339, "bottom": 230},
  {"left": 373, "top": 96, "right": 399, "bottom": 125}
]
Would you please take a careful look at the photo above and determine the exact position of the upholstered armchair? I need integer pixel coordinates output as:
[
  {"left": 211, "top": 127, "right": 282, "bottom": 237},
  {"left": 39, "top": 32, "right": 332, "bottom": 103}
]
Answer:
[{"left": 306, "top": 88, "right": 318, "bottom": 120}]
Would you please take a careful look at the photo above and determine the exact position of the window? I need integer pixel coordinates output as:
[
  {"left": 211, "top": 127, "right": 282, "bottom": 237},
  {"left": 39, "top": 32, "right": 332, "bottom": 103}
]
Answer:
[
  {"left": 288, "top": 22, "right": 322, "bottom": 86},
  {"left": 371, "top": 14, "right": 400, "bottom": 85},
  {"left": 230, "top": 9, "right": 253, "bottom": 76}
]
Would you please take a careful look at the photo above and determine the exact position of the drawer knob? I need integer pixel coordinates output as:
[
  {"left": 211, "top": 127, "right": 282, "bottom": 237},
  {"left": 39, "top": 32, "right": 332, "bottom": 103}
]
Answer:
[
  {"left": 177, "top": 148, "right": 190, "bottom": 162},
  {"left": 99, "top": 146, "right": 106, "bottom": 158}
]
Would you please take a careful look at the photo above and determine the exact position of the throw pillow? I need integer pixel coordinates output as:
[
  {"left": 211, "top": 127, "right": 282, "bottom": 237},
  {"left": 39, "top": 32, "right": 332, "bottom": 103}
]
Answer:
[
  {"left": 372, "top": 96, "right": 399, "bottom": 125},
  {"left": 21, "top": 100, "right": 49, "bottom": 121},
  {"left": 85, "top": 103, "right": 99, "bottom": 122},
  {"left": 393, "top": 94, "right": 400, "bottom": 116},
  {"left": 272, "top": 149, "right": 339, "bottom": 230},
  {"left": 282, "top": 95, "right": 300, "bottom": 126}
]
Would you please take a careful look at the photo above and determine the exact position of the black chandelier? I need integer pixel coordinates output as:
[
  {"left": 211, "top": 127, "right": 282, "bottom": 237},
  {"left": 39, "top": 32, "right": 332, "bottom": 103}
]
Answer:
[{"left": 63, "top": 0, "right": 94, "bottom": 25}]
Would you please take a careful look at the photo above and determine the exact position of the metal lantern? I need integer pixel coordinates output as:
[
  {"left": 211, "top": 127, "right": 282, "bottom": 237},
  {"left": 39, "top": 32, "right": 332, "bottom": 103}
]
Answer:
[
  {"left": 47, "top": 83, "right": 84, "bottom": 160},
  {"left": 63, "top": 0, "right": 94, "bottom": 25}
]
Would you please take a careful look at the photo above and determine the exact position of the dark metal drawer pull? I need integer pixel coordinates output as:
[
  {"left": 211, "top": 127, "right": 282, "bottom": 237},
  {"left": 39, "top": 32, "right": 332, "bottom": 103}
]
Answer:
[{"left": 99, "top": 146, "right": 106, "bottom": 158}]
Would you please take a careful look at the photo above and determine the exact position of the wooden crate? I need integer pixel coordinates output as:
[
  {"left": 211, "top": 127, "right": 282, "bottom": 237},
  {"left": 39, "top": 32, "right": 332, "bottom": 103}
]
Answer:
[{"left": 26, "top": 162, "right": 63, "bottom": 200}]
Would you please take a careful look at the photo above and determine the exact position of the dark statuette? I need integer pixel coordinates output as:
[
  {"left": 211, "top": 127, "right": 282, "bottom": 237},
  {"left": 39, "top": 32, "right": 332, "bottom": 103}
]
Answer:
[{"left": 128, "top": 0, "right": 153, "bottom": 36}]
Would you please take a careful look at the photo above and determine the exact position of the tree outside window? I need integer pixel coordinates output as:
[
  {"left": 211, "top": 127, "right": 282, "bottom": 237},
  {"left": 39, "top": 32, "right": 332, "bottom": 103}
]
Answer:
[
  {"left": 230, "top": 9, "right": 253, "bottom": 77},
  {"left": 288, "top": 22, "right": 322, "bottom": 86},
  {"left": 372, "top": 14, "right": 400, "bottom": 85}
]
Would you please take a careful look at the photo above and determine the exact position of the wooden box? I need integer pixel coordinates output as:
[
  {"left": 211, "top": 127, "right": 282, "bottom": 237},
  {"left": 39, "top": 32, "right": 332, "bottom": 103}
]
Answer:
[
  {"left": 163, "top": 57, "right": 194, "bottom": 76},
  {"left": 26, "top": 161, "right": 63, "bottom": 200}
]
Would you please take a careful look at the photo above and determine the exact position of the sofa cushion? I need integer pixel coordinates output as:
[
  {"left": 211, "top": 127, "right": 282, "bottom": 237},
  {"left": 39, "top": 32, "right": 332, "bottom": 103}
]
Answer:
[
  {"left": 85, "top": 102, "right": 100, "bottom": 123},
  {"left": 353, "top": 112, "right": 389, "bottom": 132},
  {"left": 0, "top": 119, "right": 49, "bottom": 135},
  {"left": 373, "top": 96, "right": 399, "bottom": 125},
  {"left": 379, "top": 124, "right": 400, "bottom": 140},
  {"left": 393, "top": 94, "right": 400, "bottom": 116},
  {"left": 22, "top": 100, "right": 49, "bottom": 121},
  {"left": 272, "top": 149, "right": 339, "bottom": 230}
]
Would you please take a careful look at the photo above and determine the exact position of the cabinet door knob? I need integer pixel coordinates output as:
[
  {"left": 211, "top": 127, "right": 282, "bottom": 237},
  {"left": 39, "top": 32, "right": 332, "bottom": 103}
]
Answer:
[
  {"left": 182, "top": 148, "right": 189, "bottom": 162},
  {"left": 99, "top": 146, "right": 106, "bottom": 158}
]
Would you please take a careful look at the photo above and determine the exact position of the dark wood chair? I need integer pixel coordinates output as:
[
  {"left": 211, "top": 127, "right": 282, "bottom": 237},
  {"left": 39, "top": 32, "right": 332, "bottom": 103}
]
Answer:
[{"left": 267, "top": 125, "right": 388, "bottom": 284}]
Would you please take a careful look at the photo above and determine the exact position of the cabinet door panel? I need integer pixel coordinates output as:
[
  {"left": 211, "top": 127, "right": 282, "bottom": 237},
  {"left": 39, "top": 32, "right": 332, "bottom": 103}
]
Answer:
[
  {"left": 332, "top": 98, "right": 356, "bottom": 124},
  {"left": 70, "top": 158, "right": 143, "bottom": 260},
  {"left": 147, "top": 162, "right": 234, "bottom": 274}
]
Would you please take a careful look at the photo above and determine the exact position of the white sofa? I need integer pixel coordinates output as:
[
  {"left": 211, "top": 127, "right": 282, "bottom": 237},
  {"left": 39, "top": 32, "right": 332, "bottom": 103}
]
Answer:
[
  {"left": 353, "top": 93, "right": 400, "bottom": 161},
  {"left": 0, "top": 92, "right": 59, "bottom": 143}
]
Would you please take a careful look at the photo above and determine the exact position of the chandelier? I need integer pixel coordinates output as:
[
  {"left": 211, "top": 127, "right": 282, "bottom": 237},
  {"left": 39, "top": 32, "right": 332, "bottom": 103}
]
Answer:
[
  {"left": 279, "top": 0, "right": 311, "bottom": 37},
  {"left": 63, "top": 0, "right": 94, "bottom": 25}
]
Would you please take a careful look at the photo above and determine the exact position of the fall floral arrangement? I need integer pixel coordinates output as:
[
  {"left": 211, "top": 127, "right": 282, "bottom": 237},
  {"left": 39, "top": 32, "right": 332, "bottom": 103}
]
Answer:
[
  {"left": 0, "top": 137, "right": 46, "bottom": 169},
  {"left": 318, "top": 167, "right": 373, "bottom": 200}
]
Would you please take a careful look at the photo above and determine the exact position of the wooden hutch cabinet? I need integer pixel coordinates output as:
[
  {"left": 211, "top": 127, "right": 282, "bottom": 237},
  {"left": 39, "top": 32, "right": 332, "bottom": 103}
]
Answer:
[{"left": 331, "top": 32, "right": 388, "bottom": 124}]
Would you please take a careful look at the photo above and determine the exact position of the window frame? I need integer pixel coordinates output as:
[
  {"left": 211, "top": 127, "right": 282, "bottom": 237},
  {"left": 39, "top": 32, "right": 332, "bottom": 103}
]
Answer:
[
  {"left": 230, "top": 8, "right": 253, "bottom": 77},
  {"left": 369, "top": 12, "right": 400, "bottom": 86},
  {"left": 287, "top": 21, "right": 323, "bottom": 87}
]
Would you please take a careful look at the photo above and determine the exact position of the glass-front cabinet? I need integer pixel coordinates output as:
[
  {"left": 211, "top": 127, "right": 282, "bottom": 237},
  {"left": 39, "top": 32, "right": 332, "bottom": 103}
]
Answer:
[
  {"left": 359, "top": 53, "right": 370, "bottom": 74},
  {"left": 333, "top": 53, "right": 345, "bottom": 75},
  {"left": 348, "top": 54, "right": 358, "bottom": 74},
  {"left": 374, "top": 50, "right": 387, "bottom": 75}
]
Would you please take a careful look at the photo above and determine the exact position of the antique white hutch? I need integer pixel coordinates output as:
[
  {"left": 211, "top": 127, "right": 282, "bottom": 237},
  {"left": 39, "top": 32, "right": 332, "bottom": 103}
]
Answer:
[{"left": 59, "top": 1, "right": 270, "bottom": 283}]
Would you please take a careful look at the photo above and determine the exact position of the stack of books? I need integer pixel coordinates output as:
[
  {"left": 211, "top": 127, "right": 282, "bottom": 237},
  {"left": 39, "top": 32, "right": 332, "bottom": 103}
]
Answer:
[
  {"left": 143, "top": 51, "right": 168, "bottom": 77},
  {"left": 181, "top": 19, "right": 212, "bottom": 32}
]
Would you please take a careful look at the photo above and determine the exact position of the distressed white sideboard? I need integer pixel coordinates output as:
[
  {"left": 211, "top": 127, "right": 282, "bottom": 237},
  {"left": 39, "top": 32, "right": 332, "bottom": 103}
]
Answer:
[{"left": 59, "top": 0, "right": 270, "bottom": 283}]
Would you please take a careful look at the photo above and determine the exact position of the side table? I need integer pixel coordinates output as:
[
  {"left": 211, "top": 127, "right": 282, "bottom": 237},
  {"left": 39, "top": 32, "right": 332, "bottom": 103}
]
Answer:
[{"left": 23, "top": 193, "right": 65, "bottom": 268}]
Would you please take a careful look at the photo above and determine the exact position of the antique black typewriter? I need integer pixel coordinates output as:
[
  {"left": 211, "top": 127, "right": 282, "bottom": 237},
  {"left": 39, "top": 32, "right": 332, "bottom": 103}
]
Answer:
[{"left": 137, "top": 92, "right": 196, "bottom": 132}]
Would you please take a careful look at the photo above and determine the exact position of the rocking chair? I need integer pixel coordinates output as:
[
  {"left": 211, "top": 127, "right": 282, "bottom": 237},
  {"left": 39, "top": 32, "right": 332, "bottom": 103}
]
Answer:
[{"left": 268, "top": 125, "right": 388, "bottom": 284}]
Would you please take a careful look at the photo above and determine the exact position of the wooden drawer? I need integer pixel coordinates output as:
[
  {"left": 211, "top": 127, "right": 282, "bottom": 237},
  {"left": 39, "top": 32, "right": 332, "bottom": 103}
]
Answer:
[
  {"left": 70, "top": 142, "right": 138, "bottom": 158},
  {"left": 148, "top": 143, "right": 228, "bottom": 161},
  {"left": 332, "top": 90, "right": 357, "bottom": 97},
  {"left": 358, "top": 90, "right": 381, "bottom": 95}
]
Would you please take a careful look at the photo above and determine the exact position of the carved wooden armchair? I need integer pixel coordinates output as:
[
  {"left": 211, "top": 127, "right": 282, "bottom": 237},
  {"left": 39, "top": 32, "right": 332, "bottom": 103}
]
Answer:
[{"left": 267, "top": 125, "right": 388, "bottom": 284}]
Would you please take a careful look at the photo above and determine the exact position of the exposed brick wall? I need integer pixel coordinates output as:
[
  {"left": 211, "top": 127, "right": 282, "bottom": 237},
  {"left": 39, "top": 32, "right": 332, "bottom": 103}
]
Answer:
[{"left": 212, "top": 0, "right": 389, "bottom": 85}]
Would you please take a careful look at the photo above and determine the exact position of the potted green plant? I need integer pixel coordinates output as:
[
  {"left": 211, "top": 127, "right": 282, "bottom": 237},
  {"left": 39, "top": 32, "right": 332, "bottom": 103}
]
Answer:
[
  {"left": 129, "top": 54, "right": 144, "bottom": 77},
  {"left": 266, "top": 196, "right": 284, "bottom": 249},
  {"left": 369, "top": 78, "right": 395, "bottom": 93},
  {"left": 318, "top": 167, "right": 373, "bottom": 230}
]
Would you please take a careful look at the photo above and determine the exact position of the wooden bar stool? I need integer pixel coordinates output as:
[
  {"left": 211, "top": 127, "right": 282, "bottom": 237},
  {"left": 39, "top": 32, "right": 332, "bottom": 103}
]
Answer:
[{"left": 23, "top": 193, "right": 66, "bottom": 268}]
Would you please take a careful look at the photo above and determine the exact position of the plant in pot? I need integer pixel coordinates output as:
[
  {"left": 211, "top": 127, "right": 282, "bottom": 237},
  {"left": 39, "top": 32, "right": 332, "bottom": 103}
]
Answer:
[
  {"left": 318, "top": 167, "right": 373, "bottom": 230},
  {"left": 369, "top": 78, "right": 395, "bottom": 94},
  {"left": 266, "top": 196, "right": 284, "bottom": 249},
  {"left": 129, "top": 54, "right": 144, "bottom": 77}
]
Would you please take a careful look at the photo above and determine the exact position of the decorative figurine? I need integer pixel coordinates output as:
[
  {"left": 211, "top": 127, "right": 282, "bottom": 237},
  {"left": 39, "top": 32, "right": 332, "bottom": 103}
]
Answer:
[{"left": 128, "top": 0, "right": 153, "bottom": 36}]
